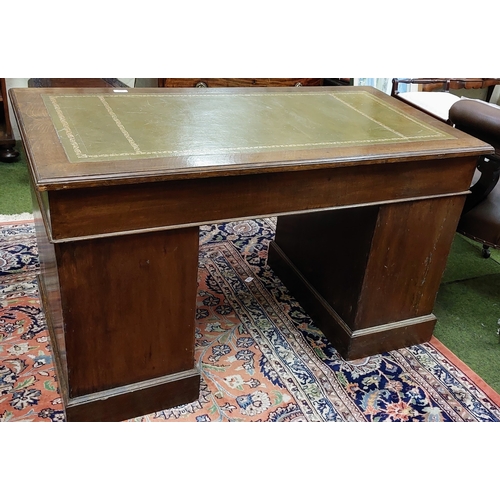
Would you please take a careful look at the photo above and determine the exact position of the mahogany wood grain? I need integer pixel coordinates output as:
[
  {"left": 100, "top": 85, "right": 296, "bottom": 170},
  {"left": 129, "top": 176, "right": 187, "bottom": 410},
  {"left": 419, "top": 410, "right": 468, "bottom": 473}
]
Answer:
[
  {"left": 421, "top": 78, "right": 500, "bottom": 92},
  {"left": 357, "top": 196, "right": 465, "bottom": 327},
  {"left": 158, "top": 78, "right": 323, "bottom": 88},
  {"left": 46, "top": 156, "right": 477, "bottom": 241},
  {"left": 55, "top": 227, "right": 200, "bottom": 397},
  {"left": 31, "top": 184, "right": 68, "bottom": 386},
  {"left": 65, "top": 371, "right": 200, "bottom": 422},
  {"left": 32, "top": 173, "right": 201, "bottom": 419},
  {"left": 28, "top": 78, "right": 128, "bottom": 88}
]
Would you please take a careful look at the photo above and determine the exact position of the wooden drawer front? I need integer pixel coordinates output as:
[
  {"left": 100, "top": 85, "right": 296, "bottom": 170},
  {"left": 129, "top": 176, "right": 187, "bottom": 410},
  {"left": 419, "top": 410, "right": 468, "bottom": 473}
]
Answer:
[{"left": 158, "top": 78, "right": 322, "bottom": 88}]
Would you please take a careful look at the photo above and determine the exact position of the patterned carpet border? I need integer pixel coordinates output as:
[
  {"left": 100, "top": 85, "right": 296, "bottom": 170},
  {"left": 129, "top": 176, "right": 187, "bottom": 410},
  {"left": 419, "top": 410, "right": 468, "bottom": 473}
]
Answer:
[{"left": 1, "top": 218, "right": 499, "bottom": 422}]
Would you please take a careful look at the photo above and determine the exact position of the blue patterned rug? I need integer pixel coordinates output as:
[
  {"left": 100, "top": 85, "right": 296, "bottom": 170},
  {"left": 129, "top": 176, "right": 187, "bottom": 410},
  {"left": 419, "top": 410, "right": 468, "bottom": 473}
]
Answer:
[{"left": 1, "top": 219, "right": 500, "bottom": 422}]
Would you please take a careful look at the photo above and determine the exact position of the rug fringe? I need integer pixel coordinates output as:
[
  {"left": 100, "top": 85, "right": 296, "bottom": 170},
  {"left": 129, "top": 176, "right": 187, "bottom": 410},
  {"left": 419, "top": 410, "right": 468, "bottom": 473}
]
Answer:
[{"left": 0, "top": 213, "right": 34, "bottom": 222}]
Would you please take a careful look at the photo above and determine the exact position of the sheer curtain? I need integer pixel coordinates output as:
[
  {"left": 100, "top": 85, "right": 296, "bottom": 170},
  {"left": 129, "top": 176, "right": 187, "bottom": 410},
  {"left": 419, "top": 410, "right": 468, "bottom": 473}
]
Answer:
[{"left": 353, "top": 78, "right": 413, "bottom": 94}]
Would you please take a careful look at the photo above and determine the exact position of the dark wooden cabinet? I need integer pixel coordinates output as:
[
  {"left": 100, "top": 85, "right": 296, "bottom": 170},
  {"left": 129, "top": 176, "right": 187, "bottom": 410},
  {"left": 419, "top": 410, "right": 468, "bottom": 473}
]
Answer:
[
  {"left": 158, "top": 78, "right": 323, "bottom": 88},
  {"left": 0, "top": 78, "right": 19, "bottom": 162},
  {"left": 28, "top": 78, "right": 129, "bottom": 88}
]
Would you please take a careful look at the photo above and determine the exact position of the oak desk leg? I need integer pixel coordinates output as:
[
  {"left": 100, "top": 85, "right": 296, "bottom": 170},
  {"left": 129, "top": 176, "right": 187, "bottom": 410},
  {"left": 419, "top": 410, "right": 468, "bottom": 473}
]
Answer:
[
  {"left": 268, "top": 196, "right": 466, "bottom": 360},
  {"left": 36, "top": 219, "right": 201, "bottom": 421}
]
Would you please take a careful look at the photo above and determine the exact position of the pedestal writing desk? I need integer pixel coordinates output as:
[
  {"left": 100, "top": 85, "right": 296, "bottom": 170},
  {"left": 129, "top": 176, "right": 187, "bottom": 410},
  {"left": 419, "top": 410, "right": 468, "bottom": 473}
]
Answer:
[{"left": 9, "top": 86, "right": 492, "bottom": 421}]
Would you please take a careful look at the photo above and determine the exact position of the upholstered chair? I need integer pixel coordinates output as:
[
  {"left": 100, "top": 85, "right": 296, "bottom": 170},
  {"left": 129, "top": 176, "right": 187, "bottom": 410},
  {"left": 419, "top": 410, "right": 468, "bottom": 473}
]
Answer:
[
  {"left": 392, "top": 79, "right": 500, "bottom": 258},
  {"left": 449, "top": 99, "right": 500, "bottom": 257}
]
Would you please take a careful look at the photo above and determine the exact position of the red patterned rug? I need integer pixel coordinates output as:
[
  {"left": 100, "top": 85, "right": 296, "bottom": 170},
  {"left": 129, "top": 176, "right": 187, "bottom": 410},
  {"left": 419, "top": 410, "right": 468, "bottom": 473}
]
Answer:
[{"left": 1, "top": 218, "right": 499, "bottom": 422}]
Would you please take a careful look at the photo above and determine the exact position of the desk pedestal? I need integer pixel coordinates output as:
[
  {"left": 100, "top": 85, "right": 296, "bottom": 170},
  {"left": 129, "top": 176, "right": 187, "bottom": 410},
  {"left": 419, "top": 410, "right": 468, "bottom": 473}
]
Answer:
[
  {"left": 33, "top": 196, "right": 200, "bottom": 422},
  {"left": 268, "top": 196, "right": 465, "bottom": 359}
]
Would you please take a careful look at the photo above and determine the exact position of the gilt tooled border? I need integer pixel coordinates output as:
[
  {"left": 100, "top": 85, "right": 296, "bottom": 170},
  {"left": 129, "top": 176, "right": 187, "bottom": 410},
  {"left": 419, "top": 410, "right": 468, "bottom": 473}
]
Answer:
[{"left": 46, "top": 91, "right": 452, "bottom": 161}]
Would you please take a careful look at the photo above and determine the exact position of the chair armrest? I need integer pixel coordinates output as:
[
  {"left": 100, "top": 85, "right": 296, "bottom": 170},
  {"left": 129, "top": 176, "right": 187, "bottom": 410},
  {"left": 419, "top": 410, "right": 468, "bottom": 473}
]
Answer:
[
  {"left": 449, "top": 99, "right": 500, "bottom": 152},
  {"left": 449, "top": 99, "right": 500, "bottom": 214}
]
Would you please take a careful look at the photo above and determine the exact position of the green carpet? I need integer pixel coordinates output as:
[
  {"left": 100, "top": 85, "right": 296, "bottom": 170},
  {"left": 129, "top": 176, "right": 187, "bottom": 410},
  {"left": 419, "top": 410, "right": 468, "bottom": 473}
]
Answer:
[
  {"left": 0, "top": 144, "right": 31, "bottom": 215},
  {"left": 1, "top": 141, "right": 499, "bottom": 394},
  {"left": 435, "top": 234, "right": 500, "bottom": 393},
  {"left": 442, "top": 234, "right": 500, "bottom": 282}
]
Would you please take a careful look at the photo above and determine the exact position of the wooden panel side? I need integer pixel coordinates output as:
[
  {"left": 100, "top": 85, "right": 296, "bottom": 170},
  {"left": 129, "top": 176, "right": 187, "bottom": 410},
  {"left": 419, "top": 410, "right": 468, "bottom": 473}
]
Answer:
[
  {"left": 55, "top": 227, "right": 200, "bottom": 397},
  {"left": 30, "top": 183, "right": 68, "bottom": 387},
  {"left": 272, "top": 207, "right": 379, "bottom": 326},
  {"left": 356, "top": 195, "right": 467, "bottom": 329}
]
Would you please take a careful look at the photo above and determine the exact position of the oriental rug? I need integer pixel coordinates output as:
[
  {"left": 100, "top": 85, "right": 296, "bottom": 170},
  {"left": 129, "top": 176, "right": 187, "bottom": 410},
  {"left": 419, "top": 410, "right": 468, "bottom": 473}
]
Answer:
[{"left": 1, "top": 218, "right": 499, "bottom": 422}]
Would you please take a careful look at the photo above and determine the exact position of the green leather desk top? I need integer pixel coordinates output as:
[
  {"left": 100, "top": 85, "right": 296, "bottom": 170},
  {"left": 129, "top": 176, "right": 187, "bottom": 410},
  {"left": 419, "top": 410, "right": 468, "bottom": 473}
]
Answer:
[
  {"left": 10, "top": 86, "right": 492, "bottom": 189},
  {"left": 43, "top": 89, "right": 452, "bottom": 163}
]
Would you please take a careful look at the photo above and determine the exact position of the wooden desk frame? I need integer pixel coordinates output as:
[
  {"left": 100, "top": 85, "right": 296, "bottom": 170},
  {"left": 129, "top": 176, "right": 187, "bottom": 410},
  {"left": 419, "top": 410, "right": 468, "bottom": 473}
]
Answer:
[{"left": 9, "top": 86, "right": 492, "bottom": 421}]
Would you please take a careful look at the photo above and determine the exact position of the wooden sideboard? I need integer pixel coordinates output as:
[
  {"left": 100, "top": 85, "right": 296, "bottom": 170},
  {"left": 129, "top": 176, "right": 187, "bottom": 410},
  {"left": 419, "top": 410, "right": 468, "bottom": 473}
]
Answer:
[
  {"left": 392, "top": 78, "right": 500, "bottom": 102},
  {"left": 0, "top": 78, "right": 19, "bottom": 162},
  {"left": 157, "top": 78, "right": 323, "bottom": 88},
  {"left": 28, "top": 78, "right": 129, "bottom": 88}
]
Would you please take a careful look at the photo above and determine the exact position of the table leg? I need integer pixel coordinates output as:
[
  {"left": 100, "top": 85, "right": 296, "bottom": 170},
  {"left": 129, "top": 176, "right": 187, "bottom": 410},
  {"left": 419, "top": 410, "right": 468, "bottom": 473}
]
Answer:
[{"left": 268, "top": 195, "right": 466, "bottom": 359}]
